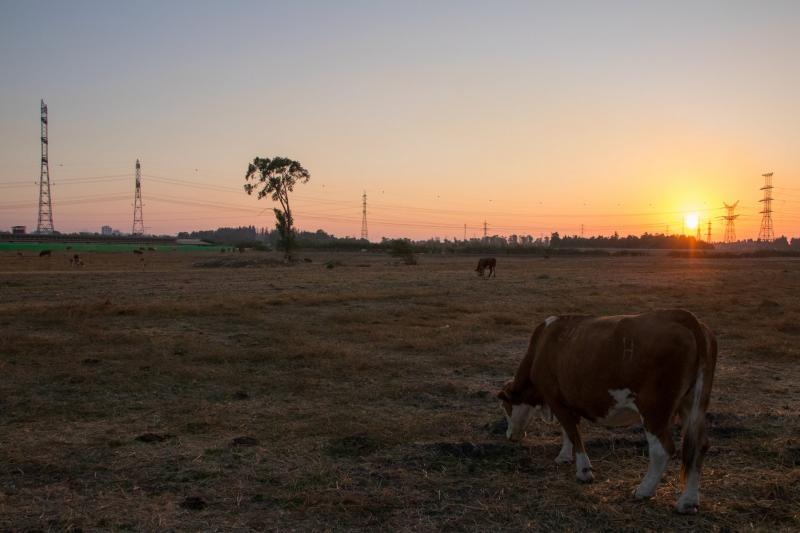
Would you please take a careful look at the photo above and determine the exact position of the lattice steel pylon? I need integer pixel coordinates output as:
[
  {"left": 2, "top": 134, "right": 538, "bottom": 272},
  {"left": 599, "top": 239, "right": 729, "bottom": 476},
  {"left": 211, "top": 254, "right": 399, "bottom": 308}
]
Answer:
[
  {"left": 757, "top": 172, "right": 774, "bottom": 242},
  {"left": 706, "top": 220, "right": 712, "bottom": 243},
  {"left": 722, "top": 201, "right": 739, "bottom": 243},
  {"left": 36, "top": 99, "right": 55, "bottom": 233},
  {"left": 132, "top": 159, "right": 144, "bottom": 236},
  {"left": 360, "top": 191, "right": 368, "bottom": 240}
]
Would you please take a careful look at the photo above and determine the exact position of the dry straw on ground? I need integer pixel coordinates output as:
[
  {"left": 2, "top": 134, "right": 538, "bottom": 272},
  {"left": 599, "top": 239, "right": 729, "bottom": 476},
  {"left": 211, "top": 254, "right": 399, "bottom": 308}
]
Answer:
[{"left": 0, "top": 251, "right": 798, "bottom": 530}]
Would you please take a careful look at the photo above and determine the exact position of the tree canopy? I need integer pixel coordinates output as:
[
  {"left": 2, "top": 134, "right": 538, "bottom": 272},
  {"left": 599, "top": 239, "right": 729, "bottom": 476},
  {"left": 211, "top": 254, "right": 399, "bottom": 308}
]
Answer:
[{"left": 244, "top": 156, "right": 310, "bottom": 258}]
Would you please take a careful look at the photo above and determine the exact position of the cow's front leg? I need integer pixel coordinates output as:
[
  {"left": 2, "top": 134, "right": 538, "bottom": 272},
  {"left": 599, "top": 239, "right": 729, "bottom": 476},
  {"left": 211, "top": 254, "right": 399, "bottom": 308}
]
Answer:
[
  {"left": 553, "top": 409, "right": 593, "bottom": 482},
  {"left": 554, "top": 427, "right": 573, "bottom": 464},
  {"left": 575, "top": 445, "right": 594, "bottom": 483}
]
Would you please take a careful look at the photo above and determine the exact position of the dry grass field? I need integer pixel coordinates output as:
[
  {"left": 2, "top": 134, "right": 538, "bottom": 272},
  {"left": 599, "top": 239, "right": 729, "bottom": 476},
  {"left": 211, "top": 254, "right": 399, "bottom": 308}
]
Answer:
[{"left": 0, "top": 250, "right": 798, "bottom": 531}]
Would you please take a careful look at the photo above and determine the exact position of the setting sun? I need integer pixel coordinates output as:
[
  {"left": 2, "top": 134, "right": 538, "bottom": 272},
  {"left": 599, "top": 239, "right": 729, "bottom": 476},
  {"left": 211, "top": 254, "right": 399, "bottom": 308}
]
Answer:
[{"left": 685, "top": 213, "right": 699, "bottom": 231}]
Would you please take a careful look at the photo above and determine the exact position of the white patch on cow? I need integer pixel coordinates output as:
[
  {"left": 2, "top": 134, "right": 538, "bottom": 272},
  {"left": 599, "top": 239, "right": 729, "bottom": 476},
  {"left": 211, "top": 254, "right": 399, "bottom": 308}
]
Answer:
[
  {"left": 575, "top": 452, "right": 594, "bottom": 482},
  {"left": 597, "top": 388, "right": 641, "bottom": 427},
  {"left": 545, "top": 316, "right": 558, "bottom": 326},
  {"left": 634, "top": 431, "right": 669, "bottom": 499},
  {"left": 506, "top": 403, "right": 534, "bottom": 441},
  {"left": 555, "top": 428, "right": 573, "bottom": 464}
]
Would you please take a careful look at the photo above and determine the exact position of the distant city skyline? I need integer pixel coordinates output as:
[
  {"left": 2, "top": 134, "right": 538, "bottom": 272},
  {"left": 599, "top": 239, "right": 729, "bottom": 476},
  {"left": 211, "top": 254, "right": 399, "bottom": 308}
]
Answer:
[{"left": 1, "top": 1, "right": 798, "bottom": 240}]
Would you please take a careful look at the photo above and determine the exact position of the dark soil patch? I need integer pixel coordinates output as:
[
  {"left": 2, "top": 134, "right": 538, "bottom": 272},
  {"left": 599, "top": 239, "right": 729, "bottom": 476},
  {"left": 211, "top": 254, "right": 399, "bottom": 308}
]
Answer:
[
  {"left": 135, "top": 433, "right": 174, "bottom": 443},
  {"left": 325, "top": 434, "right": 381, "bottom": 457},
  {"left": 483, "top": 418, "right": 507, "bottom": 436},
  {"left": 777, "top": 323, "right": 800, "bottom": 335},
  {"left": 231, "top": 436, "right": 259, "bottom": 447},
  {"left": 180, "top": 496, "right": 207, "bottom": 510},
  {"left": 429, "top": 441, "right": 512, "bottom": 459},
  {"left": 194, "top": 257, "right": 283, "bottom": 268},
  {"left": 185, "top": 422, "right": 210, "bottom": 434}
]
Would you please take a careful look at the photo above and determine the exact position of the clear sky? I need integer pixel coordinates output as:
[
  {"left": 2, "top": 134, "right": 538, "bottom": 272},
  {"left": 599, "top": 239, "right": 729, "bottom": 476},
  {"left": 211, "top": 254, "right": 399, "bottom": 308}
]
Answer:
[{"left": 1, "top": 1, "right": 798, "bottom": 240}]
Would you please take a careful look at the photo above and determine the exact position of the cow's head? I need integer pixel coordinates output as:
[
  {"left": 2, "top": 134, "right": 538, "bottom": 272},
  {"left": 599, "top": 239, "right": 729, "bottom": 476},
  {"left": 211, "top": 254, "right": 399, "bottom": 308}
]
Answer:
[
  {"left": 476, "top": 266, "right": 484, "bottom": 276},
  {"left": 496, "top": 380, "right": 542, "bottom": 441}
]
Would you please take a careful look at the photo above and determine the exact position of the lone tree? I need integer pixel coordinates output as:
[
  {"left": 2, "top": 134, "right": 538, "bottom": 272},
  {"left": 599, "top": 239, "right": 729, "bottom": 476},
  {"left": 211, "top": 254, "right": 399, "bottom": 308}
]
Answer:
[{"left": 244, "top": 156, "right": 310, "bottom": 259}]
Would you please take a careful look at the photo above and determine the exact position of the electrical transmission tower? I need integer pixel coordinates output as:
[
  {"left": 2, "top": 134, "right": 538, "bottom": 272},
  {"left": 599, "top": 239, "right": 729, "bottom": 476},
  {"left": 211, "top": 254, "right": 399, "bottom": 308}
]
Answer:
[
  {"left": 132, "top": 159, "right": 144, "bottom": 236},
  {"left": 722, "top": 201, "right": 739, "bottom": 243},
  {"left": 758, "top": 172, "right": 774, "bottom": 242},
  {"left": 483, "top": 221, "right": 488, "bottom": 239},
  {"left": 706, "top": 220, "right": 712, "bottom": 243},
  {"left": 696, "top": 222, "right": 701, "bottom": 241},
  {"left": 36, "top": 99, "right": 55, "bottom": 233},
  {"left": 360, "top": 191, "right": 368, "bottom": 240}
]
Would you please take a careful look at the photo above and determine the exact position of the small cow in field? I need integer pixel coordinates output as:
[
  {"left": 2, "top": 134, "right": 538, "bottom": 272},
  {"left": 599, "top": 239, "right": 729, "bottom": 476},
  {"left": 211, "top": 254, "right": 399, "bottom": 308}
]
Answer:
[
  {"left": 133, "top": 249, "right": 143, "bottom": 255},
  {"left": 497, "top": 309, "right": 717, "bottom": 514},
  {"left": 70, "top": 254, "right": 84, "bottom": 267},
  {"left": 39, "top": 250, "right": 51, "bottom": 257},
  {"left": 476, "top": 257, "right": 496, "bottom": 278}
]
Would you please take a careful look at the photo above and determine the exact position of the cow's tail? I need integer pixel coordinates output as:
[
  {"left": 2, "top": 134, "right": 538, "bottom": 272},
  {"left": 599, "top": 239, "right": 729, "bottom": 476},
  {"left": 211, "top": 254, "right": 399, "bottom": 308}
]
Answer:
[{"left": 677, "top": 313, "right": 717, "bottom": 486}]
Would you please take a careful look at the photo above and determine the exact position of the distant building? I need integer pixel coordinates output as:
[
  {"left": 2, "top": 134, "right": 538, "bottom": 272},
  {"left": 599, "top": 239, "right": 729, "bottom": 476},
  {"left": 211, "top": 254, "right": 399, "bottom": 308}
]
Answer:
[
  {"left": 12, "top": 226, "right": 26, "bottom": 235},
  {"left": 101, "top": 225, "right": 113, "bottom": 236}
]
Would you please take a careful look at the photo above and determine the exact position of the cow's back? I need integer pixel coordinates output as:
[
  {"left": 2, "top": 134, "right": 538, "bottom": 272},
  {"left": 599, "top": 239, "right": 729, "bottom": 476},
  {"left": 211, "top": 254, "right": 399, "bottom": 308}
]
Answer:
[{"left": 532, "top": 310, "right": 701, "bottom": 422}]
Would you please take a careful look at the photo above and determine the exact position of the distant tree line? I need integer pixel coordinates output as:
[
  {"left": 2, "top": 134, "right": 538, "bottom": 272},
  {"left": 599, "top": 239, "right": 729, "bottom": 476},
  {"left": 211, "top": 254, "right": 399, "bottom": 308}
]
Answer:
[{"left": 176, "top": 227, "right": 755, "bottom": 253}]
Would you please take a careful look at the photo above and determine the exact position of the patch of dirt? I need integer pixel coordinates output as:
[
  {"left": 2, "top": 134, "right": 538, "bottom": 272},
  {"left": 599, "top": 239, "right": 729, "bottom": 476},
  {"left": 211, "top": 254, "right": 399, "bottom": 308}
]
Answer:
[
  {"left": 180, "top": 496, "right": 207, "bottom": 510},
  {"left": 135, "top": 433, "right": 174, "bottom": 443},
  {"left": 428, "top": 441, "right": 512, "bottom": 459},
  {"left": 325, "top": 434, "right": 381, "bottom": 457},
  {"left": 483, "top": 418, "right": 507, "bottom": 436},
  {"left": 231, "top": 436, "right": 259, "bottom": 447},
  {"left": 194, "top": 257, "right": 284, "bottom": 268}
]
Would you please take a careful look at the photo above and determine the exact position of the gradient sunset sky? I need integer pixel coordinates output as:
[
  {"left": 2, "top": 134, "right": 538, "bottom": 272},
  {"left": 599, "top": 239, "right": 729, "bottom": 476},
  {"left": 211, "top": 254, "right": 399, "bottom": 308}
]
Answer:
[{"left": 1, "top": 1, "right": 798, "bottom": 240}]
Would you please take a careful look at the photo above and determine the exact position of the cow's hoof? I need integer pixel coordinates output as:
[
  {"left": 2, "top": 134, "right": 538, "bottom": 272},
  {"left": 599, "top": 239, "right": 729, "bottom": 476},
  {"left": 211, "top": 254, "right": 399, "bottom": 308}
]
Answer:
[
  {"left": 554, "top": 455, "right": 573, "bottom": 465},
  {"left": 633, "top": 487, "right": 654, "bottom": 500},
  {"left": 676, "top": 500, "right": 699, "bottom": 514},
  {"left": 576, "top": 469, "right": 594, "bottom": 483}
]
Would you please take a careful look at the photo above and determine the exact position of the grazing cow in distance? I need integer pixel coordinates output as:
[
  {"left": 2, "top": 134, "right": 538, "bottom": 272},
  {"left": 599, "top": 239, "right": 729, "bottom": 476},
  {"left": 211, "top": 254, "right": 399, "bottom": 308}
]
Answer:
[
  {"left": 70, "top": 254, "right": 84, "bottom": 267},
  {"left": 476, "top": 257, "right": 496, "bottom": 278},
  {"left": 39, "top": 250, "right": 51, "bottom": 257},
  {"left": 133, "top": 249, "right": 143, "bottom": 255},
  {"left": 497, "top": 309, "right": 717, "bottom": 514}
]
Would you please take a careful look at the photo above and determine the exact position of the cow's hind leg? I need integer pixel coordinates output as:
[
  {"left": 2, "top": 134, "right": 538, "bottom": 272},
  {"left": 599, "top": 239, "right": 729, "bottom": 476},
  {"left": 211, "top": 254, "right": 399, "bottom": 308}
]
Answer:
[
  {"left": 676, "top": 382, "right": 709, "bottom": 514},
  {"left": 634, "top": 426, "right": 674, "bottom": 499}
]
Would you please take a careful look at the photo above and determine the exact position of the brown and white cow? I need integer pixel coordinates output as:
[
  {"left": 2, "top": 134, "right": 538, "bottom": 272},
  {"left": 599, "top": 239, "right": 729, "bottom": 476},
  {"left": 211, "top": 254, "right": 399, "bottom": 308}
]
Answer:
[
  {"left": 497, "top": 309, "right": 717, "bottom": 514},
  {"left": 476, "top": 257, "right": 496, "bottom": 278}
]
